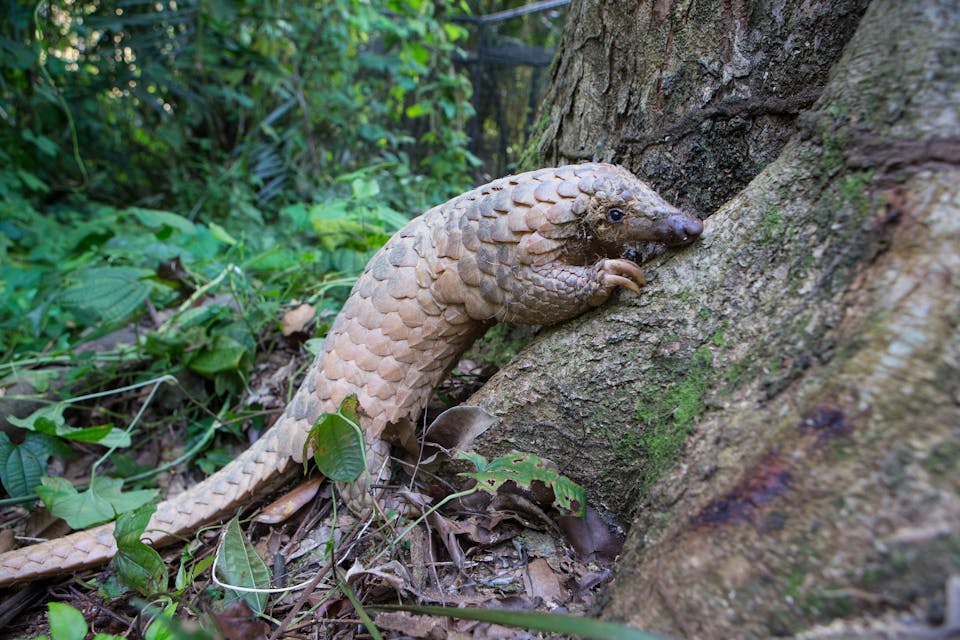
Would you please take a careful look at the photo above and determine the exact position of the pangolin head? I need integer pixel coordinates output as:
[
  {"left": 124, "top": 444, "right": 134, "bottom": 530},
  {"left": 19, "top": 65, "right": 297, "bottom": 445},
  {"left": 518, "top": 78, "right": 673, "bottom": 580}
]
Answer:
[{"left": 577, "top": 165, "right": 703, "bottom": 252}]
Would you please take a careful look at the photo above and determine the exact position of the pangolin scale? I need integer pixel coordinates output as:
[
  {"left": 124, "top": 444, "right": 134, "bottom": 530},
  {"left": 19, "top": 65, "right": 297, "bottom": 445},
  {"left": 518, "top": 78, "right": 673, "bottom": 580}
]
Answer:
[{"left": 0, "top": 163, "right": 702, "bottom": 585}]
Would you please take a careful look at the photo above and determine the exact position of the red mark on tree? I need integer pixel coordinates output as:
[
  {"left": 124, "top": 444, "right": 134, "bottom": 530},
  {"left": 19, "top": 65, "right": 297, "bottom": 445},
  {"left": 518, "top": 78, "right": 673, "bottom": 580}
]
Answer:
[{"left": 693, "top": 454, "right": 792, "bottom": 528}]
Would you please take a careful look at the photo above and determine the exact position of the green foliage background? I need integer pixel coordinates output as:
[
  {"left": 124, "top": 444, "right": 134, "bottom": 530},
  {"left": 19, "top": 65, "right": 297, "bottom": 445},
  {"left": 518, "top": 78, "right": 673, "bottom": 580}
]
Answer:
[{"left": 1, "top": 0, "right": 478, "bottom": 362}]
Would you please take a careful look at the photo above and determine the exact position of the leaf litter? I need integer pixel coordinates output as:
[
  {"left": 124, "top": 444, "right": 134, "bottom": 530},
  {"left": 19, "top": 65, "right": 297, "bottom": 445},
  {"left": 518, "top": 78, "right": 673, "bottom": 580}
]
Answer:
[{"left": 1, "top": 317, "right": 625, "bottom": 639}]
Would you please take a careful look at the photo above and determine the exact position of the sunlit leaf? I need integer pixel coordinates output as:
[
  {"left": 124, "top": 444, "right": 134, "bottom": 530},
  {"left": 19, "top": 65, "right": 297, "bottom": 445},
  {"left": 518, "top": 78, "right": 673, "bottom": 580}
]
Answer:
[
  {"left": 47, "top": 602, "right": 88, "bottom": 640},
  {"left": 129, "top": 207, "right": 197, "bottom": 234}
]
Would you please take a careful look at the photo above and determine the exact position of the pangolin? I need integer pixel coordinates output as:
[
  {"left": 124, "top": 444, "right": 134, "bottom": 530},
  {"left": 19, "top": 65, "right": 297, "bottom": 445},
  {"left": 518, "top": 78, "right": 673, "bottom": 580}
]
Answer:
[{"left": 0, "top": 163, "right": 702, "bottom": 585}]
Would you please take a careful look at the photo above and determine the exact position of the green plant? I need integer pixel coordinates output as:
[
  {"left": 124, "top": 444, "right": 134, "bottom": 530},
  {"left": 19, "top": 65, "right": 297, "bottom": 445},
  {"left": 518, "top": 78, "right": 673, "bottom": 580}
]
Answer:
[
  {"left": 29, "top": 600, "right": 181, "bottom": 640},
  {"left": 0, "top": 0, "right": 477, "bottom": 222}
]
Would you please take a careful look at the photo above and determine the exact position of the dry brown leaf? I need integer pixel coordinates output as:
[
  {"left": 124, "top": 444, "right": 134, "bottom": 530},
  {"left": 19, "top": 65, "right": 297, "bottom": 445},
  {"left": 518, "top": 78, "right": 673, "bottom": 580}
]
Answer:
[
  {"left": 344, "top": 559, "right": 414, "bottom": 594},
  {"left": 523, "top": 557, "right": 563, "bottom": 604},
  {"left": 373, "top": 611, "right": 449, "bottom": 639},
  {"left": 281, "top": 303, "right": 316, "bottom": 336},
  {"left": 211, "top": 600, "right": 269, "bottom": 640},
  {"left": 557, "top": 507, "right": 623, "bottom": 562},
  {"left": 426, "top": 510, "right": 467, "bottom": 569},
  {"left": 419, "top": 406, "right": 499, "bottom": 463},
  {"left": 24, "top": 508, "right": 70, "bottom": 541},
  {"left": 253, "top": 477, "right": 323, "bottom": 524}
]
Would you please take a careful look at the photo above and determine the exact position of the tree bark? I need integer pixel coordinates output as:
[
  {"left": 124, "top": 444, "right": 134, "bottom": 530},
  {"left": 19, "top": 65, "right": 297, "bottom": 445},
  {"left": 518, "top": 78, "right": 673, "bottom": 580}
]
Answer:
[
  {"left": 535, "top": 0, "right": 869, "bottom": 214},
  {"left": 469, "top": 0, "right": 960, "bottom": 636}
]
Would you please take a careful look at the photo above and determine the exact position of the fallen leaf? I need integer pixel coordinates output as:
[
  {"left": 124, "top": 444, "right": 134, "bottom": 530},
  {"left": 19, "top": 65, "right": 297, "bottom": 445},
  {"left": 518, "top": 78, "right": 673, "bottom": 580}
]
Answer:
[
  {"left": 557, "top": 507, "right": 623, "bottom": 562},
  {"left": 523, "top": 558, "right": 563, "bottom": 603},
  {"left": 211, "top": 600, "right": 269, "bottom": 640},
  {"left": 420, "top": 406, "right": 499, "bottom": 464},
  {"left": 253, "top": 476, "right": 323, "bottom": 524},
  {"left": 344, "top": 559, "right": 414, "bottom": 595},
  {"left": 373, "top": 611, "right": 449, "bottom": 639},
  {"left": 281, "top": 303, "right": 316, "bottom": 336}
]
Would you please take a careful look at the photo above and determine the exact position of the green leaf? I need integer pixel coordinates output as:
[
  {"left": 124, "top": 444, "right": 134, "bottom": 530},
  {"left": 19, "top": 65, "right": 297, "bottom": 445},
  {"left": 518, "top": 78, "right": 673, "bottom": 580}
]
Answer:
[
  {"left": 0, "top": 432, "right": 69, "bottom": 498},
  {"left": 368, "top": 204, "right": 410, "bottom": 232},
  {"left": 47, "top": 602, "right": 88, "bottom": 640},
  {"left": 10, "top": 368, "right": 62, "bottom": 393},
  {"left": 459, "top": 452, "right": 587, "bottom": 516},
  {"left": 61, "top": 266, "right": 153, "bottom": 325},
  {"left": 129, "top": 208, "right": 197, "bottom": 235},
  {"left": 208, "top": 221, "right": 237, "bottom": 245},
  {"left": 175, "top": 553, "right": 215, "bottom": 592},
  {"left": 405, "top": 102, "right": 430, "bottom": 119},
  {"left": 187, "top": 334, "right": 248, "bottom": 376},
  {"left": 37, "top": 476, "right": 159, "bottom": 529},
  {"left": 350, "top": 176, "right": 380, "bottom": 199},
  {"left": 111, "top": 504, "right": 167, "bottom": 595},
  {"left": 143, "top": 601, "right": 179, "bottom": 640},
  {"left": 215, "top": 517, "right": 271, "bottom": 616},
  {"left": 372, "top": 604, "right": 665, "bottom": 640},
  {"left": 309, "top": 396, "right": 366, "bottom": 482},
  {"left": 10, "top": 404, "right": 130, "bottom": 448},
  {"left": 7, "top": 403, "right": 67, "bottom": 432}
]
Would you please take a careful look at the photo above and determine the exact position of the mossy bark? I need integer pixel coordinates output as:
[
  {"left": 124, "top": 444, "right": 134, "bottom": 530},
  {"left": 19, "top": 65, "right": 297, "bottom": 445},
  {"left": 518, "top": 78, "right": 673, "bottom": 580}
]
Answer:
[{"left": 469, "top": 0, "right": 960, "bottom": 636}]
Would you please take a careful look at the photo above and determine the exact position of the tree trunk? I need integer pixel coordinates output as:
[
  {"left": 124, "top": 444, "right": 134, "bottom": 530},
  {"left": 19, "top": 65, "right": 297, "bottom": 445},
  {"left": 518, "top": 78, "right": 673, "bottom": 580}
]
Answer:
[{"left": 469, "top": 0, "right": 960, "bottom": 636}]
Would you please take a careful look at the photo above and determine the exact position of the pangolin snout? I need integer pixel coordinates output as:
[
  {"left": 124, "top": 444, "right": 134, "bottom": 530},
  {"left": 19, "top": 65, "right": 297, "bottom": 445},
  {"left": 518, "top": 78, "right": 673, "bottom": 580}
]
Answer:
[{"left": 665, "top": 213, "right": 704, "bottom": 245}]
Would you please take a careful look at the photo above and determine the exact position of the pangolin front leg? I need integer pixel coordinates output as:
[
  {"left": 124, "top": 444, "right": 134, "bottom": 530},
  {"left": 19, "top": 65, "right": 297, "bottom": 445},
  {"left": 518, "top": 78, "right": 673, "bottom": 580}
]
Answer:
[{"left": 495, "top": 258, "right": 647, "bottom": 323}]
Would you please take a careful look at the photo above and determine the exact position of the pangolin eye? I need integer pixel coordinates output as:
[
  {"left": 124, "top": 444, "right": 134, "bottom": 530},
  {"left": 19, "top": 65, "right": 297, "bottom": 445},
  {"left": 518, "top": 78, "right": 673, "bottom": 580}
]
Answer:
[{"left": 607, "top": 207, "right": 625, "bottom": 223}]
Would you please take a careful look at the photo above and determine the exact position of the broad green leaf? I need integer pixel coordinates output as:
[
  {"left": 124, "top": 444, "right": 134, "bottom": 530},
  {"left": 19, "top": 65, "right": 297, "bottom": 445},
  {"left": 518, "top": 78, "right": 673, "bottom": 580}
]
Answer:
[
  {"left": 187, "top": 335, "right": 247, "bottom": 376},
  {"left": 143, "top": 601, "right": 179, "bottom": 640},
  {"left": 7, "top": 403, "right": 67, "bottom": 432},
  {"left": 112, "top": 504, "right": 166, "bottom": 595},
  {"left": 34, "top": 420, "right": 130, "bottom": 448},
  {"left": 47, "top": 602, "right": 87, "bottom": 640},
  {"left": 303, "top": 338, "right": 325, "bottom": 356},
  {"left": 10, "top": 404, "right": 130, "bottom": 447},
  {"left": 61, "top": 266, "right": 153, "bottom": 325},
  {"left": 350, "top": 176, "right": 380, "bottom": 200},
  {"left": 405, "top": 102, "right": 430, "bottom": 118},
  {"left": 37, "top": 476, "right": 159, "bottom": 529},
  {"left": 10, "top": 367, "right": 62, "bottom": 392},
  {"left": 216, "top": 517, "right": 271, "bottom": 616},
  {"left": 208, "top": 221, "right": 237, "bottom": 245},
  {"left": 129, "top": 208, "right": 197, "bottom": 235},
  {"left": 0, "top": 432, "right": 70, "bottom": 498},
  {"left": 309, "top": 396, "right": 365, "bottom": 482},
  {"left": 369, "top": 204, "right": 410, "bottom": 232},
  {"left": 175, "top": 553, "right": 215, "bottom": 592},
  {"left": 279, "top": 202, "right": 310, "bottom": 230},
  {"left": 459, "top": 452, "right": 586, "bottom": 516},
  {"left": 331, "top": 247, "right": 377, "bottom": 273},
  {"left": 22, "top": 129, "right": 59, "bottom": 157}
]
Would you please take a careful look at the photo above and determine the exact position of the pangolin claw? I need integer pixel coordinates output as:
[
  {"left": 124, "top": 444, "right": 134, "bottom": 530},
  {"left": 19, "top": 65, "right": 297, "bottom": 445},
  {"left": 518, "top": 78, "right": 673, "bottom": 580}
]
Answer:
[{"left": 600, "top": 259, "right": 646, "bottom": 294}]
